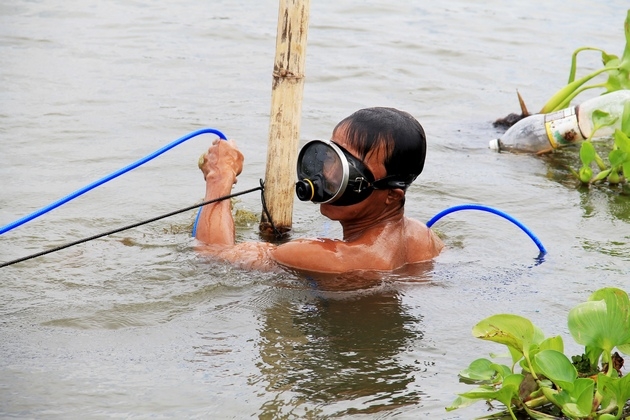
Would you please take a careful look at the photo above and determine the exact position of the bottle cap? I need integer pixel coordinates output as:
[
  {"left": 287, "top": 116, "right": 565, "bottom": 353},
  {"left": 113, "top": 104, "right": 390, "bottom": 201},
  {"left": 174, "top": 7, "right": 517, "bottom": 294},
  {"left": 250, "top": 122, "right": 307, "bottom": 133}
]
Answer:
[{"left": 488, "top": 138, "right": 501, "bottom": 151}]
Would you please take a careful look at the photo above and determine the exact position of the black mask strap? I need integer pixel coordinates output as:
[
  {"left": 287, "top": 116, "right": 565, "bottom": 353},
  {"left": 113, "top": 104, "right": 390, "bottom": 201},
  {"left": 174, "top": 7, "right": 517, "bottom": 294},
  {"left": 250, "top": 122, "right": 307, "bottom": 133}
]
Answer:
[{"left": 371, "top": 174, "right": 417, "bottom": 191}]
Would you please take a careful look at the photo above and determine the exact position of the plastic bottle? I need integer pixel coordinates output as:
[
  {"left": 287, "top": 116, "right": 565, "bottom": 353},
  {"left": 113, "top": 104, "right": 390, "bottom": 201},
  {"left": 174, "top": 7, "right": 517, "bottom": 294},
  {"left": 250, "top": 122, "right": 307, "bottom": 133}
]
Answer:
[{"left": 489, "top": 90, "right": 630, "bottom": 153}]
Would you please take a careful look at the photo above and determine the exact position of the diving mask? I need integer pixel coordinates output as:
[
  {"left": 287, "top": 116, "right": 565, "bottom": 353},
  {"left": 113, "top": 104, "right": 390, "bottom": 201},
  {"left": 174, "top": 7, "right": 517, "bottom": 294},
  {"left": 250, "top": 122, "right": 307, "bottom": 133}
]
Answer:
[{"left": 295, "top": 139, "right": 413, "bottom": 206}]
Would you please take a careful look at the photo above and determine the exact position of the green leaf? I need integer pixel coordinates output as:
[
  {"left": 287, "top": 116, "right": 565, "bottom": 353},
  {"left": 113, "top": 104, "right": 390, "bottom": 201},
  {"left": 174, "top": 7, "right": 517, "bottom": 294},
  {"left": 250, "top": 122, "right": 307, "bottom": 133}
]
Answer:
[
  {"left": 532, "top": 350, "right": 577, "bottom": 391},
  {"left": 621, "top": 10, "right": 630, "bottom": 71},
  {"left": 571, "top": 353, "right": 598, "bottom": 376},
  {"left": 593, "top": 168, "right": 612, "bottom": 182},
  {"left": 459, "top": 358, "right": 498, "bottom": 382},
  {"left": 541, "top": 386, "right": 571, "bottom": 410},
  {"left": 572, "top": 378, "right": 595, "bottom": 417},
  {"left": 594, "top": 151, "right": 607, "bottom": 171},
  {"left": 597, "top": 373, "right": 630, "bottom": 418},
  {"left": 578, "top": 166, "right": 593, "bottom": 183},
  {"left": 568, "top": 299, "right": 607, "bottom": 346},
  {"left": 497, "top": 373, "right": 525, "bottom": 410},
  {"left": 618, "top": 342, "right": 630, "bottom": 355},
  {"left": 579, "top": 141, "right": 596, "bottom": 166},
  {"left": 562, "top": 402, "right": 590, "bottom": 419},
  {"left": 539, "top": 335, "right": 564, "bottom": 353},
  {"left": 585, "top": 344, "right": 604, "bottom": 371},
  {"left": 472, "top": 314, "right": 544, "bottom": 365},
  {"left": 602, "top": 51, "right": 620, "bottom": 66},
  {"left": 614, "top": 128, "right": 630, "bottom": 153},
  {"left": 540, "top": 378, "right": 595, "bottom": 419},
  {"left": 568, "top": 288, "right": 630, "bottom": 368},
  {"left": 523, "top": 405, "right": 563, "bottom": 420},
  {"left": 621, "top": 101, "right": 630, "bottom": 135},
  {"left": 456, "top": 385, "right": 497, "bottom": 401},
  {"left": 458, "top": 374, "right": 524, "bottom": 411},
  {"left": 540, "top": 67, "right": 615, "bottom": 113},
  {"left": 591, "top": 109, "right": 619, "bottom": 137},
  {"left": 506, "top": 346, "right": 525, "bottom": 366},
  {"left": 540, "top": 11, "right": 630, "bottom": 113},
  {"left": 607, "top": 169, "right": 621, "bottom": 184},
  {"left": 445, "top": 394, "right": 482, "bottom": 412},
  {"left": 608, "top": 149, "right": 628, "bottom": 167},
  {"left": 490, "top": 363, "right": 513, "bottom": 381},
  {"left": 590, "top": 287, "right": 630, "bottom": 320}
]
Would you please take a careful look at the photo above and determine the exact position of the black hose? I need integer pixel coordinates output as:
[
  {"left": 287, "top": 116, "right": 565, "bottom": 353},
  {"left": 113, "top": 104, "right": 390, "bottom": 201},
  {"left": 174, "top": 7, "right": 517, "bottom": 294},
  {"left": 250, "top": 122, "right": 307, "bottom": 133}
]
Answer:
[{"left": 0, "top": 186, "right": 262, "bottom": 268}]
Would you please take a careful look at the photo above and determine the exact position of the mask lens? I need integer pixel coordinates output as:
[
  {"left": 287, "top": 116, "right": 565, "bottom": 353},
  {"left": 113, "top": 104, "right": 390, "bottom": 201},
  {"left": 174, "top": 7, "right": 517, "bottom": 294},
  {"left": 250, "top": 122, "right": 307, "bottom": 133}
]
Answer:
[
  {"left": 321, "top": 147, "right": 344, "bottom": 194},
  {"left": 296, "top": 140, "right": 376, "bottom": 205},
  {"left": 296, "top": 141, "right": 346, "bottom": 202}
]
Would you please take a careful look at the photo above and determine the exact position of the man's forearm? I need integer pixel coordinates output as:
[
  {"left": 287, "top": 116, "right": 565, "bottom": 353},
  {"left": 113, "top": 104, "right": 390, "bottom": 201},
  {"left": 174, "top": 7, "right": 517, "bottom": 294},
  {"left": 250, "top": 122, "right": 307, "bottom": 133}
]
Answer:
[{"left": 195, "top": 173, "right": 237, "bottom": 246}]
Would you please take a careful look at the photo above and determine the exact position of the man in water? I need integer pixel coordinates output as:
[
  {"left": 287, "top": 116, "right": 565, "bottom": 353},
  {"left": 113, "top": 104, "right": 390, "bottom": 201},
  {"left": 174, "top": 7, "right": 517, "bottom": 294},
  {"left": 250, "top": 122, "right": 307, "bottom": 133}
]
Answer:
[{"left": 195, "top": 107, "right": 443, "bottom": 275}]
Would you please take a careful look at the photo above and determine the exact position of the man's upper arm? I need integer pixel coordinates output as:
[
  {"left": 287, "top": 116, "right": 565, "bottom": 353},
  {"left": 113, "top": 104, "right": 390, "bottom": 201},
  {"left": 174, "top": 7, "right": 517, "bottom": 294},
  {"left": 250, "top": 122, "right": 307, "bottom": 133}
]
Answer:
[
  {"left": 271, "top": 239, "right": 347, "bottom": 273},
  {"left": 197, "top": 241, "right": 278, "bottom": 271}
]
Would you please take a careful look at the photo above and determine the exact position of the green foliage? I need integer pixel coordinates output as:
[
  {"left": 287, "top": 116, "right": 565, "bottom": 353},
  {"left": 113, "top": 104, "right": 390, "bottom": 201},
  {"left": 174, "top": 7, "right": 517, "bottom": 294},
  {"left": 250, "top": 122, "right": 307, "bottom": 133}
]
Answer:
[
  {"left": 540, "top": 10, "right": 630, "bottom": 114},
  {"left": 572, "top": 354, "right": 599, "bottom": 377},
  {"left": 447, "top": 287, "right": 630, "bottom": 419},
  {"left": 533, "top": 9, "right": 630, "bottom": 186},
  {"left": 573, "top": 102, "right": 630, "bottom": 185}
]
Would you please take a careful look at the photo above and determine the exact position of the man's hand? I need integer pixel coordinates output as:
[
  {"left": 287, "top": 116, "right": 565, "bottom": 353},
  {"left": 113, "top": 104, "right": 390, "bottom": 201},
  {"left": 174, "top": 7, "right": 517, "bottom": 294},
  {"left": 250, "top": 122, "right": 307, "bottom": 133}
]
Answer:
[
  {"left": 195, "top": 139, "right": 245, "bottom": 246},
  {"left": 198, "top": 139, "right": 244, "bottom": 183}
]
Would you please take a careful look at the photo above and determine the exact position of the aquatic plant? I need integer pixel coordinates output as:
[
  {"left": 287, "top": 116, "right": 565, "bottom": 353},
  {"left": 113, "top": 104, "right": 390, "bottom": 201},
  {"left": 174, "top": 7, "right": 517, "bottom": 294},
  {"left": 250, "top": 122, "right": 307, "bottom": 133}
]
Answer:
[
  {"left": 539, "top": 9, "right": 630, "bottom": 114},
  {"left": 549, "top": 8, "right": 630, "bottom": 185},
  {"left": 447, "top": 287, "right": 630, "bottom": 420},
  {"left": 494, "top": 10, "right": 630, "bottom": 187},
  {"left": 571, "top": 101, "right": 630, "bottom": 186},
  {"left": 541, "top": 8, "right": 630, "bottom": 186},
  {"left": 495, "top": 9, "right": 630, "bottom": 129}
]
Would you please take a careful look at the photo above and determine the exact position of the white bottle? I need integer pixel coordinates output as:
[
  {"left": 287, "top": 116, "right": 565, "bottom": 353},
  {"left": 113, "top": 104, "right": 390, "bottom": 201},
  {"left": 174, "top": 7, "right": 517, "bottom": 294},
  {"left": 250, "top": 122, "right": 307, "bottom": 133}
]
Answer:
[{"left": 489, "top": 90, "right": 630, "bottom": 153}]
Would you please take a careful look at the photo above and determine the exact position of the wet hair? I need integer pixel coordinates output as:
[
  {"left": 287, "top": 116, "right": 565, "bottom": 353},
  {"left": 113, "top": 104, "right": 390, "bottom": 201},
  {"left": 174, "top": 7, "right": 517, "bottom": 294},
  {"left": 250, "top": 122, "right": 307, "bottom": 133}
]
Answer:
[{"left": 332, "top": 107, "right": 427, "bottom": 189}]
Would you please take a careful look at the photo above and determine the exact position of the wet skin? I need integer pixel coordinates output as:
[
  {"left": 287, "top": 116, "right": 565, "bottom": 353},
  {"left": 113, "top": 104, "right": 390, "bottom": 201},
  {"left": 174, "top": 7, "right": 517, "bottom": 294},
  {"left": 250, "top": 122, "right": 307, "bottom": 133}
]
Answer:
[{"left": 195, "top": 128, "right": 443, "bottom": 278}]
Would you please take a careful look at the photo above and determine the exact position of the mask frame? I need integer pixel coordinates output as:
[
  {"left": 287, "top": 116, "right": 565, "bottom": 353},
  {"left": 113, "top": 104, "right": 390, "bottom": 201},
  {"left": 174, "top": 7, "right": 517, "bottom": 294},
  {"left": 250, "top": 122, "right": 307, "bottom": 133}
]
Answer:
[{"left": 295, "top": 139, "right": 410, "bottom": 206}]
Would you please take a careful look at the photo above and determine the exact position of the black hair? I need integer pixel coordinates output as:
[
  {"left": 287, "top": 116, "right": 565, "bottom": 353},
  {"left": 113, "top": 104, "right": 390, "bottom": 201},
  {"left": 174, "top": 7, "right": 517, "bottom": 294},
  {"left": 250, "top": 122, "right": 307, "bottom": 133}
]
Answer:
[{"left": 332, "top": 107, "right": 427, "bottom": 189}]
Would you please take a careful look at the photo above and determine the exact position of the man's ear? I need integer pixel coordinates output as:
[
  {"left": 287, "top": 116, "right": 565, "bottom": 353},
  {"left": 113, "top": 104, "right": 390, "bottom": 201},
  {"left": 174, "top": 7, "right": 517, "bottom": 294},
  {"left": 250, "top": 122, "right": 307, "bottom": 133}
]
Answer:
[{"left": 385, "top": 188, "right": 405, "bottom": 205}]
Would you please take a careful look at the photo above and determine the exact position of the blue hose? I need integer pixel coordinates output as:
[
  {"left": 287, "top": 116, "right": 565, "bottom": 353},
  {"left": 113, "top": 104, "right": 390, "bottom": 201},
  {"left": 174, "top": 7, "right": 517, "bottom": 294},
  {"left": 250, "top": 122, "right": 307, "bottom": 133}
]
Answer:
[
  {"left": 427, "top": 204, "right": 547, "bottom": 254},
  {"left": 191, "top": 201, "right": 203, "bottom": 237},
  {"left": 0, "top": 128, "right": 227, "bottom": 235}
]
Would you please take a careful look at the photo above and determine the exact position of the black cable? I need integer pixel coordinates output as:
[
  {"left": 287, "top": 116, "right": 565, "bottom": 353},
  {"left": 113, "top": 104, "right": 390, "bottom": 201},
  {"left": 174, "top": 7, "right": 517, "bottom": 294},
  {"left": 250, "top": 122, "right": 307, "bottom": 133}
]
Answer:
[
  {"left": 1, "top": 186, "right": 263, "bottom": 268},
  {"left": 258, "top": 178, "right": 283, "bottom": 238}
]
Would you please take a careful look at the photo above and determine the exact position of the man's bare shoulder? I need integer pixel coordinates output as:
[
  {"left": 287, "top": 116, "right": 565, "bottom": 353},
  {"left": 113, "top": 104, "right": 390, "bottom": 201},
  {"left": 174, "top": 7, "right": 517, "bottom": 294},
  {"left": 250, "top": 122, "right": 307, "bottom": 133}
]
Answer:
[
  {"left": 195, "top": 218, "right": 443, "bottom": 274},
  {"left": 403, "top": 217, "right": 444, "bottom": 260}
]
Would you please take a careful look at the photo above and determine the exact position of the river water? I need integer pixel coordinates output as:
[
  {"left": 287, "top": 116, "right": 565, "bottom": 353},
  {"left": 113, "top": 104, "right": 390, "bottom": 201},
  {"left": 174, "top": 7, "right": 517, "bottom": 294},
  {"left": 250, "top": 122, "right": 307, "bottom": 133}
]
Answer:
[{"left": 1, "top": 1, "right": 629, "bottom": 418}]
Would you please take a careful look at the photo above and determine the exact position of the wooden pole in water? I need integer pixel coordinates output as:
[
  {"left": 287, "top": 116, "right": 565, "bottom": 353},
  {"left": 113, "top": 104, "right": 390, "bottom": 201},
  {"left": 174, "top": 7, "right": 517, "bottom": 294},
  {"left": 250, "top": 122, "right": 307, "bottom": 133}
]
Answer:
[{"left": 259, "top": 0, "right": 310, "bottom": 238}]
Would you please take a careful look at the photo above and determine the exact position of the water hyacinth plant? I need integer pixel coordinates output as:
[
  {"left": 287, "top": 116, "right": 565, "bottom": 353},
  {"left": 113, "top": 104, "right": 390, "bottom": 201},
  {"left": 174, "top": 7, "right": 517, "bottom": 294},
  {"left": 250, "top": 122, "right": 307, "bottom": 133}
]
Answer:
[
  {"left": 497, "top": 10, "right": 630, "bottom": 187},
  {"left": 447, "top": 287, "right": 630, "bottom": 419},
  {"left": 539, "top": 9, "right": 630, "bottom": 114},
  {"left": 571, "top": 102, "right": 630, "bottom": 185},
  {"left": 546, "top": 9, "right": 630, "bottom": 186}
]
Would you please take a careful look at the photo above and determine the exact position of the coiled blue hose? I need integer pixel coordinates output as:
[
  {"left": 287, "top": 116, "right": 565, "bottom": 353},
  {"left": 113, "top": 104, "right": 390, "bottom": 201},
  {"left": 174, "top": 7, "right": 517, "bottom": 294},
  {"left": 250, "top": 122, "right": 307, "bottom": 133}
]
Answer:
[
  {"left": 426, "top": 204, "right": 546, "bottom": 254},
  {"left": 0, "top": 128, "right": 226, "bottom": 235}
]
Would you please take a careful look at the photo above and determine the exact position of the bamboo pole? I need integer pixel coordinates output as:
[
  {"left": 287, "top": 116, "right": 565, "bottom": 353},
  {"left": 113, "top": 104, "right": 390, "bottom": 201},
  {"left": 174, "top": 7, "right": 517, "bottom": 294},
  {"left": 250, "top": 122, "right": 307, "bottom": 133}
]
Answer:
[{"left": 259, "top": 0, "right": 310, "bottom": 238}]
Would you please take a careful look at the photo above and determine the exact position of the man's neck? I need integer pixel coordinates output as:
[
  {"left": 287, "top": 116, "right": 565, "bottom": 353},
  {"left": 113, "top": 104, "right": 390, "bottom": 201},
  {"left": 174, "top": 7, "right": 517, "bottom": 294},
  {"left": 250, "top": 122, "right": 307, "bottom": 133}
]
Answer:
[{"left": 340, "top": 207, "right": 404, "bottom": 242}]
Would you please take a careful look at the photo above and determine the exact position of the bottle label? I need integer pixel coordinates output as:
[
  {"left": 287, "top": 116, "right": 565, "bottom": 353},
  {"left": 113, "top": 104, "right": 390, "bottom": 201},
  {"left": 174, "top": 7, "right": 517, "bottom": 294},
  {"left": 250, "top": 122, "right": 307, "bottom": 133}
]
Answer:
[{"left": 544, "top": 108, "right": 584, "bottom": 148}]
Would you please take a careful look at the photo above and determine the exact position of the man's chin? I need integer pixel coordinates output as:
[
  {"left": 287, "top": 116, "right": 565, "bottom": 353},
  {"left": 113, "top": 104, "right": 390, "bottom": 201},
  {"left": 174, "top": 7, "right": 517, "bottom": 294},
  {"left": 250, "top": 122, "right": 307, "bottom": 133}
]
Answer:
[{"left": 320, "top": 203, "right": 339, "bottom": 220}]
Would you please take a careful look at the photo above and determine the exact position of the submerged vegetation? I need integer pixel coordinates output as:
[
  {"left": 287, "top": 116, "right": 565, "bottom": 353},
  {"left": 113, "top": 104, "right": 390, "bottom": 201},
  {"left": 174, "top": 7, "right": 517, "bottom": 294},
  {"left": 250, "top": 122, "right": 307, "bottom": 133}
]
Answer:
[{"left": 447, "top": 287, "right": 630, "bottom": 420}]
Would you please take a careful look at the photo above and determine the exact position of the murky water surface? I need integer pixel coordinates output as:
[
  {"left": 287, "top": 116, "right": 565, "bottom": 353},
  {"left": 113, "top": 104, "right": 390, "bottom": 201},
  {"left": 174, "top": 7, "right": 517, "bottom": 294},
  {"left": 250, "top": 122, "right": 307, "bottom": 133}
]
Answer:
[{"left": 1, "top": 1, "right": 629, "bottom": 418}]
